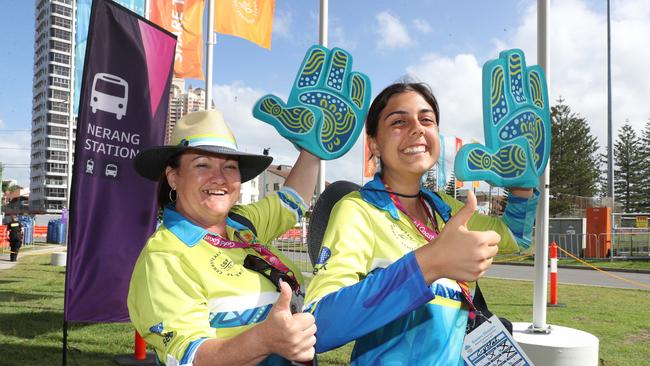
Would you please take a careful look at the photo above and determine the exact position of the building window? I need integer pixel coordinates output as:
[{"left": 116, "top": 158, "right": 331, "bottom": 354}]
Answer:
[
  {"left": 273, "top": 183, "right": 280, "bottom": 191},
  {"left": 50, "top": 77, "right": 69, "bottom": 89}
]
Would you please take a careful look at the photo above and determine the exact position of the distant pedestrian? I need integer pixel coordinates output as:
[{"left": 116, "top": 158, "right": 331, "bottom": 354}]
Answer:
[{"left": 6, "top": 215, "right": 23, "bottom": 262}]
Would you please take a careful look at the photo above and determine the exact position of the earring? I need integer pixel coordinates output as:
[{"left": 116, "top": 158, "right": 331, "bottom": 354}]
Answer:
[{"left": 169, "top": 187, "right": 177, "bottom": 203}]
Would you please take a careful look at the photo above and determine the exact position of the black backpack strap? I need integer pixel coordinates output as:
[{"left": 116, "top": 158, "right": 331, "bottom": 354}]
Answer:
[
  {"left": 228, "top": 212, "right": 257, "bottom": 236},
  {"left": 307, "top": 181, "right": 361, "bottom": 266},
  {"left": 469, "top": 283, "right": 513, "bottom": 335}
]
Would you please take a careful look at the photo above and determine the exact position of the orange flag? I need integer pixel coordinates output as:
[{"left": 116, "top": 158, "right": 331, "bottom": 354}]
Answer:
[
  {"left": 455, "top": 137, "right": 464, "bottom": 189},
  {"left": 150, "top": 0, "right": 205, "bottom": 79},
  {"left": 215, "top": 0, "right": 275, "bottom": 49},
  {"left": 363, "top": 135, "right": 377, "bottom": 178}
]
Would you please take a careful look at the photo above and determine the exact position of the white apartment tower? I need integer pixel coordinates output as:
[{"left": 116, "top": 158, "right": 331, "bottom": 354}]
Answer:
[
  {"left": 29, "top": 0, "right": 75, "bottom": 213},
  {"left": 165, "top": 78, "right": 208, "bottom": 143}
]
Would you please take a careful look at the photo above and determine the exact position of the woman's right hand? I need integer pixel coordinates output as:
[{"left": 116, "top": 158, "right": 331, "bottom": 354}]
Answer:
[
  {"left": 415, "top": 190, "right": 501, "bottom": 284},
  {"left": 258, "top": 281, "right": 317, "bottom": 362}
]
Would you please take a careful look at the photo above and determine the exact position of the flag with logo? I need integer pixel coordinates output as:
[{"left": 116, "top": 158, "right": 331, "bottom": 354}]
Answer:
[
  {"left": 65, "top": 0, "right": 176, "bottom": 322},
  {"left": 74, "top": 0, "right": 145, "bottom": 115},
  {"left": 215, "top": 0, "right": 275, "bottom": 49},
  {"left": 151, "top": 0, "right": 205, "bottom": 79}
]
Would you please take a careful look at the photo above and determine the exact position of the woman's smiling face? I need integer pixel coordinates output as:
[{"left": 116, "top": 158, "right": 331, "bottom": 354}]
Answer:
[
  {"left": 369, "top": 91, "right": 440, "bottom": 179},
  {"left": 166, "top": 152, "right": 242, "bottom": 227}
]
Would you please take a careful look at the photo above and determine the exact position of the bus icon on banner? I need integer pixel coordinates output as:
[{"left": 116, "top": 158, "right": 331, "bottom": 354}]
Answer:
[{"left": 90, "top": 73, "right": 129, "bottom": 120}]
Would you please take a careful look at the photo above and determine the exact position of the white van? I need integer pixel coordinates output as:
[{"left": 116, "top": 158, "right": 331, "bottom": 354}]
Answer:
[{"left": 90, "top": 73, "right": 129, "bottom": 120}]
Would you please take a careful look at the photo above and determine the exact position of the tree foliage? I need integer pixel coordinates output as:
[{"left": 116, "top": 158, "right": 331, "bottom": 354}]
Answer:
[
  {"left": 549, "top": 100, "right": 601, "bottom": 216},
  {"left": 638, "top": 119, "right": 650, "bottom": 211},
  {"left": 614, "top": 123, "right": 644, "bottom": 213}
]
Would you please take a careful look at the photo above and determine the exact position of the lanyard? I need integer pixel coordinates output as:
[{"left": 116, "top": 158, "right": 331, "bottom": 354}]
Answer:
[
  {"left": 382, "top": 180, "right": 478, "bottom": 316},
  {"left": 203, "top": 232, "right": 300, "bottom": 292}
]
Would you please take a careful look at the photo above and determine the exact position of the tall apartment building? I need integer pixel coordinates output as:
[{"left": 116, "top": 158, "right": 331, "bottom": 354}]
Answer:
[
  {"left": 165, "top": 78, "right": 208, "bottom": 143},
  {"left": 29, "top": 0, "right": 75, "bottom": 213},
  {"left": 165, "top": 79, "right": 259, "bottom": 204}
]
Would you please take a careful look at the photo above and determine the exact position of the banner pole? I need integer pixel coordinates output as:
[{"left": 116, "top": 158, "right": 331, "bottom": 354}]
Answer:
[
  {"left": 205, "top": 0, "right": 215, "bottom": 110},
  {"left": 62, "top": 320, "right": 68, "bottom": 366}
]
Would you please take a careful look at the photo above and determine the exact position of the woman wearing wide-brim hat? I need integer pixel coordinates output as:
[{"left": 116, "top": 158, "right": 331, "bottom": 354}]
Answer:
[{"left": 127, "top": 109, "right": 319, "bottom": 365}]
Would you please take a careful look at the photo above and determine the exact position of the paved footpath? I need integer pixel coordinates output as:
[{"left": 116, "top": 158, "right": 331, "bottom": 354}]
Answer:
[
  {"left": 487, "top": 263, "right": 650, "bottom": 291},
  {"left": 0, "top": 244, "right": 67, "bottom": 271}
]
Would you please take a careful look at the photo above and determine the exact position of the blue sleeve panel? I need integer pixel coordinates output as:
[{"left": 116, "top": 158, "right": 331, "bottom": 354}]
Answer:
[
  {"left": 311, "top": 252, "right": 434, "bottom": 353},
  {"left": 502, "top": 189, "right": 540, "bottom": 250}
]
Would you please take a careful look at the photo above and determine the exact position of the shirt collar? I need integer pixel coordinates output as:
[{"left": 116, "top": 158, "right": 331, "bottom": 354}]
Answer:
[
  {"left": 360, "top": 173, "right": 452, "bottom": 222},
  {"left": 163, "top": 204, "right": 207, "bottom": 247},
  {"left": 162, "top": 204, "right": 255, "bottom": 247}
]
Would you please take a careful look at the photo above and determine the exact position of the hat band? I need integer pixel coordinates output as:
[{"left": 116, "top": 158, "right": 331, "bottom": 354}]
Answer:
[{"left": 178, "top": 133, "right": 238, "bottom": 150}]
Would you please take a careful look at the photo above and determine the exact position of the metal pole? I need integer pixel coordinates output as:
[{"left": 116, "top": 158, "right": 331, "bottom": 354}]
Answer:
[
  {"left": 316, "top": 0, "right": 328, "bottom": 196},
  {"left": 144, "top": 0, "right": 150, "bottom": 19},
  {"left": 205, "top": 0, "right": 215, "bottom": 110},
  {"left": 607, "top": 0, "right": 615, "bottom": 262},
  {"left": 531, "top": 0, "right": 551, "bottom": 332}
]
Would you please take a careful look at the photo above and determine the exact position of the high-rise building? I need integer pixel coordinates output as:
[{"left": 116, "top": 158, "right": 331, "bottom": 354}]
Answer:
[
  {"left": 165, "top": 78, "right": 208, "bottom": 143},
  {"left": 29, "top": 0, "right": 75, "bottom": 213}
]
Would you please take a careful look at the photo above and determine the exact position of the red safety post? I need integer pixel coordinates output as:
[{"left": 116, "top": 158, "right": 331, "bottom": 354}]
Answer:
[
  {"left": 135, "top": 330, "right": 147, "bottom": 360},
  {"left": 549, "top": 242, "right": 558, "bottom": 305}
]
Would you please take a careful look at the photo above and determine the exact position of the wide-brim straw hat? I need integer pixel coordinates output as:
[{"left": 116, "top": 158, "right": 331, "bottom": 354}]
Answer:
[{"left": 134, "top": 110, "right": 272, "bottom": 182}]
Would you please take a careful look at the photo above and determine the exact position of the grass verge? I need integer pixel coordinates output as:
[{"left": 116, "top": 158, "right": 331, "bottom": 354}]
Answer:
[{"left": 1, "top": 255, "right": 649, "bottom": 365}]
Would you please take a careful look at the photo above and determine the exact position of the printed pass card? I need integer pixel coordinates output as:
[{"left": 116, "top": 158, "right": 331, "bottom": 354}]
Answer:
[{"left": 462, "top": 315, "right": 534, "bottom": 366}]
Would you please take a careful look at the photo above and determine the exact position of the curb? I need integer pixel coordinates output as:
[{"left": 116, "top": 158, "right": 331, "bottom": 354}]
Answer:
[{"left": 493, "top": 261, "right": 650, "bottom": 274}]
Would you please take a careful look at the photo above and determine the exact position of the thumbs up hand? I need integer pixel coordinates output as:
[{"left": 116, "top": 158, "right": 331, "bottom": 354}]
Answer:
[
  {"left": 415, "top": 191, "right": 501, "bottom": 284},
  {"left": 258, "top": 281, "right": 316, "bottom": 362}
]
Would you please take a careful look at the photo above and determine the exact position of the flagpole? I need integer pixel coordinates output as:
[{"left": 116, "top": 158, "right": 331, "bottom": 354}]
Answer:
[
  {"left": 316, "top": 0, "right": 328, "bottom": 197},
  {"left": 205, "top": 0, "right": 215, "bottom": 110},
  {"left": 531, "top": 0, "right": 551, "bottom": 332}
]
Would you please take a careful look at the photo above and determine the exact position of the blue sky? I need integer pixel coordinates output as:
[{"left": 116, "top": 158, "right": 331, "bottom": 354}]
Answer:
[{"left": 1, "top": 0, "right": 649, "bottom": 189}]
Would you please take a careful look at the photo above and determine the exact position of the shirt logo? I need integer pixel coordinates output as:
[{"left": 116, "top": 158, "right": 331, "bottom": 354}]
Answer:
[
  {"left": 312, "top": 247, "right": 331, "bottom": 275},
  {"left": 209, "top": 252, "right": 243, "bottom": 277}
]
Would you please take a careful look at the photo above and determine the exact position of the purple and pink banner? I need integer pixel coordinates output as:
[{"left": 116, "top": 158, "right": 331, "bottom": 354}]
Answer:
[{"left": 65, "top": 0, "right": 176, "bottom": 323}]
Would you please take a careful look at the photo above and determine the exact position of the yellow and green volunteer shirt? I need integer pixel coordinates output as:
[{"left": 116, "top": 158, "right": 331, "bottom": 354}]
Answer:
[
  {"left": 128, "top": 188, "right": 307, "bottom": 366},
  {"left": 305, "top": 174, "right": 539, "bottom": 365}
]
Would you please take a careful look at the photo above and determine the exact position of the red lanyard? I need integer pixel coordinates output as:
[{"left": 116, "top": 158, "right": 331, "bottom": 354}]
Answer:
[
  {"left": 382, "top": 180, "right": 478, "bottom": 315},
  {"left": 203, "top": 232, "right": 300, "bottom": 291}
]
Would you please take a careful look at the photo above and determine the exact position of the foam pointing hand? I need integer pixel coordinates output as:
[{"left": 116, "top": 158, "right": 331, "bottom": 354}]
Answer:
[
  {"left": 253, "top": 45, "right": 371, "bottom": 160},
  {"left": 454, "top": 49, "right": 550, "bottom": 188}
]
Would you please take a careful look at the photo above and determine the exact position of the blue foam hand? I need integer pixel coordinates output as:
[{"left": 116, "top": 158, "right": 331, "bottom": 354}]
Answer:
[
  {"left": 454, "top": 49, "right": 551, "bottom": 188},
  {"left": 253, "top": 45, "right": 371, "bottom": 160}
]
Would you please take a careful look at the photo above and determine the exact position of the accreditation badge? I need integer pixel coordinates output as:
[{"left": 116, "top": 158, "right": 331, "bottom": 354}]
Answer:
[{"left": 462, "top": 315, "right": 534, "bottom": 366}]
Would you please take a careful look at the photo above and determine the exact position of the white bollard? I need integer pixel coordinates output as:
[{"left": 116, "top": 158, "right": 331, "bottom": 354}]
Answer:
[
  {"left": 51, "top": 252, "right": 67, "bottom": 266},
  {"left": 513, "top": 323, "right": 599, "bottom": 366}
]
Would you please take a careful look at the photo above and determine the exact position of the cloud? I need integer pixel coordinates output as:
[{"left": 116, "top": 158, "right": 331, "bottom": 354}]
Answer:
[
  {"left": 273, "top": 9, "right": 293, "bottom": 39},
  {"left": 212, "top": 82, "right": 366, "bottom": 184},
  {"left": 502, "top": 0, "right": 650, "bottom": 149},
  {"left": 405, "top": 53, "right": 484, "bottom": 143},
  {"left": 402, "top": 0, "right": 650, "bottom": 160},
  {"left": 375, "top": 11, "right": 413, "bottom": 50},
  {"left": 413, "top": 19, "right": 432, "bottom": 33},
  {"left": 0, "top": 118, "right": 4, "bottom": 128},
  {"left": 0, "top": 131, "right": 31, "bottom": 188},
  {"left": 213, "top": 82, "right": 299, "bottom": 166},
  {"left": 330, "top": 23, "right": 358, "bottom": 51}
]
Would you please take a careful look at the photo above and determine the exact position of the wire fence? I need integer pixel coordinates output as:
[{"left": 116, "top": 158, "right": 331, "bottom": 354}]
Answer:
[{"left": 549, "top": 231, "right": 650, "bottom": 260}]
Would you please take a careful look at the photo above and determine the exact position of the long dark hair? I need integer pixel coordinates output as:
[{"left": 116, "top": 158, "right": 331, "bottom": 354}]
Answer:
[
  {"left": 156, "top": 154, "right": 182, "bottom": 209},
  {"left": 365, "top": 82, "right": 440, "bottom": 138}
]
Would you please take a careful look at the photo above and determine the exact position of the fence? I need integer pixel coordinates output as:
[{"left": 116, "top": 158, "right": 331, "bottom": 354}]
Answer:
[
  {"left": 273, "top": 221, "right": 313, "bottom": 273},
  {"left": 549, "top": 231, "right": 650, "bottom": 259}
]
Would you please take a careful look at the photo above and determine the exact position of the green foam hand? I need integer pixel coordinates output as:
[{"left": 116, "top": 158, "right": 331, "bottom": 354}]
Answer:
[
  {"left": 454, "top": 49, "right": 550, "bottom": 188},
  {"left": 253, "top": 45, "right": 371, "bottom": 160}
]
